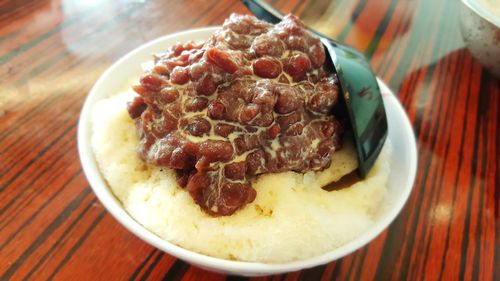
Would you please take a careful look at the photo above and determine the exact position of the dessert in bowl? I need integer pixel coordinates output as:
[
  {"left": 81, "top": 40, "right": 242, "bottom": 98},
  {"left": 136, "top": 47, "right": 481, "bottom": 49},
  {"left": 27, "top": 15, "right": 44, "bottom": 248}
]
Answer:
[{"left": 78, "top": 14, "right": 417, "bottom": 276}]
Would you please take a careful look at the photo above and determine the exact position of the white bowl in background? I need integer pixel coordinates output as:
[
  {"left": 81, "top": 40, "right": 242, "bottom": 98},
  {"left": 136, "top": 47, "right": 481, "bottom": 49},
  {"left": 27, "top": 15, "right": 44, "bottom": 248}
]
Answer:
[
  {"left": 460, "top": 0, "right": 500, "bottom": 78},
  {"left": 78, "top": 27, "right": 418, "bottom": 276}
]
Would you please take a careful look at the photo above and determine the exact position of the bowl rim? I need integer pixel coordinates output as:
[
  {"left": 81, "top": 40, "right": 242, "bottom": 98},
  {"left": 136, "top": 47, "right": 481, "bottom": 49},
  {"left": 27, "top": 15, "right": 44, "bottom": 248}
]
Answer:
[
  {"left": 462, "top": 0, "right": 500, "bottom": 27},
  {"left": 77, "top": 27, "right": 418, "bottom": 275}
]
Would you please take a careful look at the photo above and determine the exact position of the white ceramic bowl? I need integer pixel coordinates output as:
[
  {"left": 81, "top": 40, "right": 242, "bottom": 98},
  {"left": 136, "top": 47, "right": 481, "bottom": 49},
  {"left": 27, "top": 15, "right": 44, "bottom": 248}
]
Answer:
[
  {"left": 78, "top": 27, "right": 418, "bottom": 276},
  {"left": 460, "top": 0, "right": 500, "bottom": 77}
]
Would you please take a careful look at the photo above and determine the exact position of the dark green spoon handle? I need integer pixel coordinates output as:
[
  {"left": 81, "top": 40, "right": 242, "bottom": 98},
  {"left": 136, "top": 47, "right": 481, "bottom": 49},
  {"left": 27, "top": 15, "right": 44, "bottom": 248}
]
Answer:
[{"left": 321, "top": 38, "right": 388, "bottom": 177}]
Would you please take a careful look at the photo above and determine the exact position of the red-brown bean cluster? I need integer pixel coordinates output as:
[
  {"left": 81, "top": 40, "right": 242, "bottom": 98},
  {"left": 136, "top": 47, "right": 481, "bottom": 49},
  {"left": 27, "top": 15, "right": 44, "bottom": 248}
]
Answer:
[{"left": 127, "top": 14, "right": 343, "bottom": 216}]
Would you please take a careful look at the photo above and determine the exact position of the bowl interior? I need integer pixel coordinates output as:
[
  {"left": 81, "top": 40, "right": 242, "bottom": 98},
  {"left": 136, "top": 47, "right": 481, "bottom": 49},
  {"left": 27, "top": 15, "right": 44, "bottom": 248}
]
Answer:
[
  {"left": 462, "top": 0, "right": 500, "bottom": 27},
  {"left": 78, "top": 27, "right": 417, "bottom": 276}
]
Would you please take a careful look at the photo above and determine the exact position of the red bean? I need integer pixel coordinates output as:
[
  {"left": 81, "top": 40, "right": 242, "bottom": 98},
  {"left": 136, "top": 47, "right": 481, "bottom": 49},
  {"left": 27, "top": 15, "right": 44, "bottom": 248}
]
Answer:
[
  {"left": 170, "top": 147, "right": 195, "bottom": 169},
  {"left": 317, "top": 140, "right": 335, "bottom": 157},
  {"left": 322, "top": 121, "right": 336, "bottom": 137},
  {"left": 253, "top": 111, "right": 274, "bottom": 127},
  {"left": 308, "top": 39, "right": 326, "bottom": 68},
  {"left": 170, "top": 66, "right": 190, "bottom": 84},
  {"left": 285, "top": 123, "right": 303, "bottom": 136},
  {"left": 287, "top": 36, "right": 307, "bottom": 52},
  {"left": 164, "top": 57, "right": 189, "bottom": 72},
  {"left": 195, "top": 156, "right": 210, "bottom": 172},
  {"left": 251, "top": 86, "right": 276, "bottom": 107},
  {"left": 251, "top": 34, "right": 284, "bottom": 57},
  {"left": 266, "top": 123, "right": 280, "bottom": 139},
  {"left": 277, "top": 111, "right": 301, "bottom": 133},
  {"left": 159, "top": 88, "right": 179, "bottom": 104},
  {"left": 208, "top": 101, "right": 225, "bottom": 120},
  {"left": 307, "top": 79, "right": 339, "bottom": 113},
  {"left": 224, "top": 162, "right": 246, "bottom": 180},
  {"left": 152, "top": 64, "right": 169, "bottom": 75},
  {"left": 223, "top": 13, "right": 271, "bottom": 35},
  {"left": 127, "top": 96, "right": 146, "bottom": 119},
  {"left": 196, "top": 74, "right": 217, "bottom": 96},
  {"left": 206, "top": 48, "right": 239, "bottom": 74},
  {"left": 285, "top": 53, "right": 311, "bottom": 81},
  {"left": 198, "top": 140, "right": 234, "bottom": 162},
  {"left": 224, "top": 30, "right": 252, "bottom": 50},
  {"left": 184, "top": 117, "right": 211, "bottom": 136},
  {"left": 239, "top": 103, "right": 260, "bottom": 123},
  {"left": 246, "top": 150, "right": 264, "bottom": 175},
  {"left": 185, "top": 97, "right": 208, "bottom": 112},
  {"left": 274, "top": 86, "right": 301, "bottom": 114},
  {"left": 189, "top": 62, "right": 208, "bottom": 80},
  {"left": 214, "top": 123, "right": 235, "bottom": 137},
  {"left": 140, "top": 73, "right": 165, "bottom": 91},
  {"left": 276, "top": 14, "right": 306, "bottom": 36},
  {"left": 252, "top": 57, "right": 282, "bottom": 79},
  {"left": 175, "top": 169, "right": 191, "bottom": 187}
]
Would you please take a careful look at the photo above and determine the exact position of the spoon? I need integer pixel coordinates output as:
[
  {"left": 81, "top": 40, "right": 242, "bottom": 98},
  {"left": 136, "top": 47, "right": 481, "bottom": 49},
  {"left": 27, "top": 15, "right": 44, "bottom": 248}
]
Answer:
[{"left": 242, "top": 0, "right": 388, "bottom": 177}]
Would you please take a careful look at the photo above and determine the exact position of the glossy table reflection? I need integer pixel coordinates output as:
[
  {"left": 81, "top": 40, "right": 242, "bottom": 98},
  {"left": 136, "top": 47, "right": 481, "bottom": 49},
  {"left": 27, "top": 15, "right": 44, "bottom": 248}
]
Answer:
[{"left": 1, "top": 0, "right": 498, "bottom": 280}]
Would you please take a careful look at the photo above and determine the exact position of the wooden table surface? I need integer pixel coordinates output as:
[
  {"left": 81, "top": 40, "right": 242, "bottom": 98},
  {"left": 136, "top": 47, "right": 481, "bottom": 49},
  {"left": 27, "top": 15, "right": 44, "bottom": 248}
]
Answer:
[{"left": 1, "top": 0, "right": 499, "bottom": 280}]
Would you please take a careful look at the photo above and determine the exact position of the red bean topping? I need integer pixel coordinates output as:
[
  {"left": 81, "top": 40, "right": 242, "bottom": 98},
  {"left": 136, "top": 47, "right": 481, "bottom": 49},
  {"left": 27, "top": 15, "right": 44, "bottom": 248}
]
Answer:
[
  {"left": 128, "top": 13, "right": 344, "bottom": 216},
  {"left": 186, "top": 172, "right": 212, "bottom": 203},
  {"left": 190, "top": 179, "right": 256, "bottom": 216}
]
